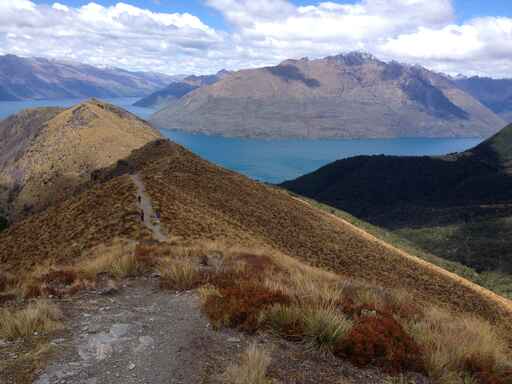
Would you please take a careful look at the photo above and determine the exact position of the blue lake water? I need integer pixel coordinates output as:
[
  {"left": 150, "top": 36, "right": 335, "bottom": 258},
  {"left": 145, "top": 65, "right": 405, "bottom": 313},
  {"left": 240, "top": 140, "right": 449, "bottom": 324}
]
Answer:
[{"left": 0, "top": 98, "right": 483, "bottom": 183}]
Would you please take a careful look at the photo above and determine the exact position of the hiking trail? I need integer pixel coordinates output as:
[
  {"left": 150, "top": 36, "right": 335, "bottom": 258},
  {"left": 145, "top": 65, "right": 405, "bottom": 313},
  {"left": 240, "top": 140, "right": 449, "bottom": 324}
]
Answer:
[{"left": 130, "top": 174, "right": 167, "bottom": 242}]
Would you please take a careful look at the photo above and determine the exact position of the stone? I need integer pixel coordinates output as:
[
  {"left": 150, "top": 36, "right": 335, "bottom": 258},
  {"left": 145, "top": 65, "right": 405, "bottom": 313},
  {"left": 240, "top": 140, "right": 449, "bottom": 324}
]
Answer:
[
  {"left": 34, "top": 373, "right": 50, "bottom": 384},
  {"left": 134, "top": 336, "right": 155, "bottom": 353},
  {"left": 109, "top": 324, "right": 130, "bottom": 338}
]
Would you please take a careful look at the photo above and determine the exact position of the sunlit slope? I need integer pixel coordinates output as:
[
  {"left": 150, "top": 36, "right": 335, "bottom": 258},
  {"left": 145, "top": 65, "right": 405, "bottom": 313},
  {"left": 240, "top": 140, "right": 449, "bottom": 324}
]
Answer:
[{"left": 0, "top": 100, "right": 161, "bottom": 219}]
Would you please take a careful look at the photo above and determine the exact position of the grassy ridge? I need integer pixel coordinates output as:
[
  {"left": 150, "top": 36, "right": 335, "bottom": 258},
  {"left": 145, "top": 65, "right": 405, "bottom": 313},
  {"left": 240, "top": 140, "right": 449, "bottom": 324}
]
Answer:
[{"left": 290, "top": 192, "right": 512, "bottom": 300}]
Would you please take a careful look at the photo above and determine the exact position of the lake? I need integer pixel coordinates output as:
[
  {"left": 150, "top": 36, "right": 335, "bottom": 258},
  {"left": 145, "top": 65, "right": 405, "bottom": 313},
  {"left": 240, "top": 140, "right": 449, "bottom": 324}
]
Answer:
[{"left": 0, "top": 98, "right": 482, "bottom": 183}]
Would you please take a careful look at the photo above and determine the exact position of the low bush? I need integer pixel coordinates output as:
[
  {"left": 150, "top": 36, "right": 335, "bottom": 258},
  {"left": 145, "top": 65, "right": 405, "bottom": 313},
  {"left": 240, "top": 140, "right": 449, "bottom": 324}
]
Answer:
[
  {"left": 202, "top": 278, "right": 290, "bottom": 332},
  {"left": 336, "top": 313, "right": 423, "bottom": 374}
]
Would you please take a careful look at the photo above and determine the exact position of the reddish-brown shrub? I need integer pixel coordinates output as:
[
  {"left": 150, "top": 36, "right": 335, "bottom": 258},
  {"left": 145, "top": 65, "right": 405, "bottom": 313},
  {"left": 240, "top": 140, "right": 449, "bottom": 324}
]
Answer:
[
  {"left": 43, "top": 270, "right": 78, "bottom": 285},
  {"left": 23, "top": 284, "right": 42, "bottom": 299},
  {"left": 134, "top": 243, "right": 159, "bottom": 268},
  {"left": 335, "top": 314, "right": 424, "bottom": 375},
  {"left": 0, "top": 273, "right": 7, "bottom": 292},
  {"left": 233, "top": 253, "right": 279, "bottom": 275},
  {"left": 202, "top": 279, "right": 290, "bottom": 333},
  {"left": 338, "top": 297, "right": 379, "bottom": 318}
]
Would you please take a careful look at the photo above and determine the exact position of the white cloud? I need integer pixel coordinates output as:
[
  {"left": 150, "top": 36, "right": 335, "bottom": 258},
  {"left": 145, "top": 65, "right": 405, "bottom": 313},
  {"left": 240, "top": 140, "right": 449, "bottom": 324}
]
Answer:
[
  {"left": 0, "top": 1, "right": 224, "bottom": 74},
  {"left": 0, "top": 0, "right": 511, "bottom": 77},
  {"left": 380, "top": 17, "right": 512, "bottom": 77}
]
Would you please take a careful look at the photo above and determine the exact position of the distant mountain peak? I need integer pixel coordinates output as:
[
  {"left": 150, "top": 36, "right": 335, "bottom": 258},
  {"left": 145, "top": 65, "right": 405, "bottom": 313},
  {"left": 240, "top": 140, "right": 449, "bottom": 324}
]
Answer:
[{"left": 328, "top": 51, "right": 382, "bottom": 66}]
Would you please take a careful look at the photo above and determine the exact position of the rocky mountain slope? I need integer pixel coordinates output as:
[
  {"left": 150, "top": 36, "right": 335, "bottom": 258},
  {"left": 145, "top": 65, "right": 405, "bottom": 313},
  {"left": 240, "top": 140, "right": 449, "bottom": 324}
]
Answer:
[
  {"left": 150, "top": 52, "right": 505, "bottom": 138},
  {"left": 133, "top": 70, "right": 231, "bottom": 109},
  {"left": 455, "top": 76, "right": 512, "bottom": 123},
  {"left": 282, "top": 123, "right": 512, "bottom": 274},
  {"left": 0, "top": 100, "right": 161, "bottom": 219},
  {"left": 0, "top": 55, "right": 175, "bottom": 101}
]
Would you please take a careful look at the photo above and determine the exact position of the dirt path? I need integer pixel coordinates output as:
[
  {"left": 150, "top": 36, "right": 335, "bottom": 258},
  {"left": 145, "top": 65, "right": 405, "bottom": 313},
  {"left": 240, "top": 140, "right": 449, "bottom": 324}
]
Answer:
[
  {"left": 292, "top": 197, "right": 512, "bottom": 317},
  {"left": 31, "top": 279, "right": 244, "bottom": 384},
  {"left": 130, "top": 174, "right": 167, "bottom": 242}
]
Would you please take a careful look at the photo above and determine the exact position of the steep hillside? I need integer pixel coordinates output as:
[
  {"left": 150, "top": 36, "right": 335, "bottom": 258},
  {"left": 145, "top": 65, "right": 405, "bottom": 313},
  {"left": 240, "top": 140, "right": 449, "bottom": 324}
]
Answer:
[
  {"left": 0, "top": 54, "right": 175, "bottom": 100},
  {"left": 0, "top": 100, "right": 161, "bottom": 219},
  {"left": 282, "top": 124, "right": 512, "bottom": 274},
  {"left": 1, "top": 137, "right": 511, "bottom": 331},
  {"left": 133, "top": 70, "right": 230, "bottom": 109},
  {"left": 455, "top": 76, "right": 512, "bottom": 122},
  {"left": 150, "top": 52, "right": 505, "bottom": 138}
]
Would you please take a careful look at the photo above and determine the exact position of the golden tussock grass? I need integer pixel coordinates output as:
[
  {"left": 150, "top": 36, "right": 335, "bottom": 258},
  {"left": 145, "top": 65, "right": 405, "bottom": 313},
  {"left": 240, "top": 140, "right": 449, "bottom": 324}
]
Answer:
[
  {"left": 158, "top": 258, "right": 203, "bottom": 290},
  {"left": 0, "top": 300, "right": 63, "bottom": 339},
  {"left": 223, "top": 343, "right": 272, "bottom": 384},
  {"left": 405, "top": 307, "right": 511, "bottom": 384}
]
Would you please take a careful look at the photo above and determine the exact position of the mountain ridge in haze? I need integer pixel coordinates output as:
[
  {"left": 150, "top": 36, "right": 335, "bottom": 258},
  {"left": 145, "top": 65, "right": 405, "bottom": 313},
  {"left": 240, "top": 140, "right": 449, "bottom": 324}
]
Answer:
[
  {"left": 0, "top": 55, "right": 178, "bottom": 101},
  {"left": 454, "top": 76, "right": 512, "bottom": 123},
  {"left": 150, "top": 52, "right": 505, "bottom": 139}
]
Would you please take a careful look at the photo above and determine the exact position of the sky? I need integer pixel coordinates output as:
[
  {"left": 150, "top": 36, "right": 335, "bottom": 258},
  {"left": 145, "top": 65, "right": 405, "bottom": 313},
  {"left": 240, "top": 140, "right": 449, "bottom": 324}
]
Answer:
[{"left": 1, "top": 0, "right": 511, "bottom": 77}]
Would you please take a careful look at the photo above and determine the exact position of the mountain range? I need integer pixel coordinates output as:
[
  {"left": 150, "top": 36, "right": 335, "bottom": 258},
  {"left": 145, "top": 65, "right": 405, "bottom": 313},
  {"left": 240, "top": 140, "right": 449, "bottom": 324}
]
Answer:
[
  {"left": 0, "top": 55, "right": 177, "bottom": 101},
  {"left": 454, "top": 76, "right": 512, "bottom": 123},
  {"left": 133, "top": 70, "right": 231, "bottom": 109},
  {"left": 150, "top": 52, "right": 506, "bottom": 139}
]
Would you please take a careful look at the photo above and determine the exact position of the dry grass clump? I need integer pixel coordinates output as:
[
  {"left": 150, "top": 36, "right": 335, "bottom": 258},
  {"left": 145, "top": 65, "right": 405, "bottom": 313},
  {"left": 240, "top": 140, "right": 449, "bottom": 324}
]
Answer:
[
  {"left": 0, "top": 300, "right": 63, "bottom": 339},
  {"left": 76, "top": 239, "right": 142, "bottom": 279},
  {"left": 405, "top": 307, "right": 512, "bottom": 384},
  {"left": 223, "top": 343, "right": 272, "bottom": 384},
  {"left": 303, "top": 305, "right": 353, "bottom": 350},
  {"left": 159, "top": 258, "right": 203, "bottom": 290},
  {"left": 13, "top": 239, "right": 153, "bottom": 300}
]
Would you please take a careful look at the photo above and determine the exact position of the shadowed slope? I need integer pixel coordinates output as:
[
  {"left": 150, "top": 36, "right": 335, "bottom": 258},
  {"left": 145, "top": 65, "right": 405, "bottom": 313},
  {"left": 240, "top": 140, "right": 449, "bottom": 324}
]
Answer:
[{"left": 282, "top": 124, "right": 512, "bottom": 281}]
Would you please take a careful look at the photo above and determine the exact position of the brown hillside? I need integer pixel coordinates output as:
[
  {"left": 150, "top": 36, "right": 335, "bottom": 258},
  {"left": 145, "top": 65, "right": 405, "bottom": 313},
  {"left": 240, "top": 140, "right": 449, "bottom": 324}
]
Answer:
[
  {"left": 0, "top": 100, "right": 161, "bottom": 219},
  {"left": 0, "top": 175, "right": 151, "bottom": 275},
  {"left": 3, "top": 138, "right": 508, "bottom": 336},
  {"left": 132, "top": 142, "right": 512, "bottom": 328}
]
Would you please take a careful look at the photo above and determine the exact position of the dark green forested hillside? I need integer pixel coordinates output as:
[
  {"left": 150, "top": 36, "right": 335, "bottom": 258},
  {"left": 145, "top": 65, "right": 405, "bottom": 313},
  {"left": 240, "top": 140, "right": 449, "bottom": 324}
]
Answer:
[{"left": 282, "top": 124, "right": 512, "bottom": 290}]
